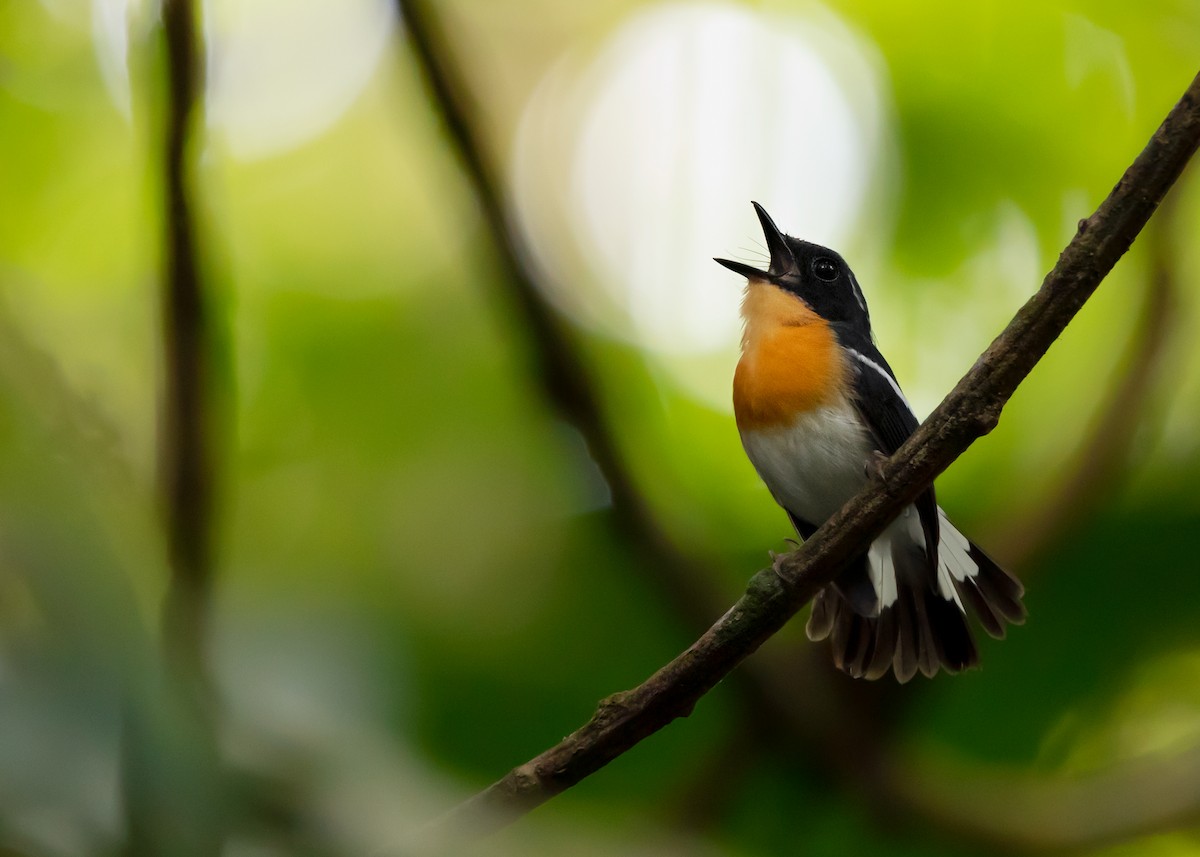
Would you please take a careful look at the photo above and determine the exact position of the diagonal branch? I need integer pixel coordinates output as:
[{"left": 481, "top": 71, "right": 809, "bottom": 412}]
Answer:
[
  {"left": 418, "top": 69, "right": 1200, "bottom": 841},
  {"left": 396, "top": 0, "right": 732, "bottom": 631}
]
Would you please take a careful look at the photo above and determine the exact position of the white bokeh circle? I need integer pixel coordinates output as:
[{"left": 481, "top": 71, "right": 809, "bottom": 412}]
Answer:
[
  {"left": 513, "top": 1, "right": 890, "bottom": 385},
  {"left": 89, "top": 0, "right": 395, "bottom": 159}
]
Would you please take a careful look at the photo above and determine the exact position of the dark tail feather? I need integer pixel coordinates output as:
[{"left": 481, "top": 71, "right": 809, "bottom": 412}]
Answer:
[
  {"left": 834, "top": 612, "right": 874, "bottom": 677},
  {"left": 892, "top": 594, "right": 919, "bottom": 683},
  {"left": 964, "top": 542, "right": 1026, "bottom": 626},
  {"left": 864, "top": 607, "right": 897, "bottom": 680},
  {"left": 809, "top": 588, "right": 896, "bottom": 680},
  {"left": 806, "top": 588, "right": 837, "bottom": 641},
  {"left": 923, "top": 588, "right": 977, "bottom": 673},
  {"left": 804, "top": 516, "right": 1025, "bottom": 682},
  {"left": 909, "top": 590, "right": 940, "bottom": 678},
  {"left": 808, "top": 582, "right": 977, "bottom": 683},
  {"left": 958, "top": 577, "right": 1006, "bottom": 639}
]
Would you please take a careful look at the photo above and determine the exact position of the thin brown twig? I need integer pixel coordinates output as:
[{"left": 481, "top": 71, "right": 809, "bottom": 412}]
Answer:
[{"left": 411, "top": 68, "right": 1200, "bottom": 843}]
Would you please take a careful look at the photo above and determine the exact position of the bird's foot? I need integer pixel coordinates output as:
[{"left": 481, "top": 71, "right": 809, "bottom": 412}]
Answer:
[
  {"left": 866, "top": 450, "right": 890, "bottom": 481},
  {"left": 770, "top": 551, "right": 795, "bottom": 583}
]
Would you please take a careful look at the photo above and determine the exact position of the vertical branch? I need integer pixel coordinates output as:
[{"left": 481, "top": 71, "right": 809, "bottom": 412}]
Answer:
[
  {"left": 159, "top": 0, "right": 215, "bottom": 685},
  {"left": 122, "top": 5, "right": 227, "bottom": 857}
]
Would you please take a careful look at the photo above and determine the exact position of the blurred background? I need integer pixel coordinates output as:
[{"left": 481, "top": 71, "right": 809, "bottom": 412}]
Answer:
[{"left": 2, "top": 0, "right": 1200, "bottom": 854}]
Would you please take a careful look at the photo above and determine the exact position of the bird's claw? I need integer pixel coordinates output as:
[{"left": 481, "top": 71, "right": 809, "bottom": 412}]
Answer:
[
  {"left": 770, "top": 551, "right": 793, "bottom": 582},
  {"left": 866, "top": 450, "right": 889, "bottom": 481}
]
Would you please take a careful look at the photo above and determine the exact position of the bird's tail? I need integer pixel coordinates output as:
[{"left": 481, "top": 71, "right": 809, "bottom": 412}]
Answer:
[{"left": 805, "top": 511, "right": 1025, "bottom": 682}]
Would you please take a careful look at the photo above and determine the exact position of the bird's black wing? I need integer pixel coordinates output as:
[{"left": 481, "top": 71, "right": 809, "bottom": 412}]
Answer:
[{"left": 836, "top": 330, "right": 940, "bottom": 568}]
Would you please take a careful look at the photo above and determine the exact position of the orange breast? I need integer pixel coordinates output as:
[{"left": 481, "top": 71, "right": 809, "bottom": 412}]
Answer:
[{"left": 733, "top": 283, "right": 850, "bottom": 431}]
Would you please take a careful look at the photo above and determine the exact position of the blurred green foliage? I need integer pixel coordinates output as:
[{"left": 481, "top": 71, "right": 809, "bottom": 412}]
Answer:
[{"left": 1, "top": 1, "right": 1199, "bottom": 855}]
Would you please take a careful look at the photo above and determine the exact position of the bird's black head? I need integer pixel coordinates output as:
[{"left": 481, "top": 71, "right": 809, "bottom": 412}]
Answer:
[{"left": 715, "top": 202, "right": 871, "bottom": 334}]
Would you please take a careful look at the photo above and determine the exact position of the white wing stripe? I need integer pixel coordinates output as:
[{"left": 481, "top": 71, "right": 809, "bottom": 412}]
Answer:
[{"left": 847, "top": 348, "right": 917, "bottom": 418}]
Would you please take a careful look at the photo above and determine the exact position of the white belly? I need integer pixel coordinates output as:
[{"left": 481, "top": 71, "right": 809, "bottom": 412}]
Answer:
[
  {"left": 739, "top": 402, "right": 875, "bottom": 527},
  {"left": 742, "top": 404, "right": 976, "bottom": 613}
]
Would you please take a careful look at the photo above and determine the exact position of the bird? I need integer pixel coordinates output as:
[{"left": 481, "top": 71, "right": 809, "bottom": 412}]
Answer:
[{"left": 715, "top": 202, "right": 1025, "bottom": 682}]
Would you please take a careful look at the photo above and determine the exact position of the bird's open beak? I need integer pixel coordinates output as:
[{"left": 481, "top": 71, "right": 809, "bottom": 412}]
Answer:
[{"left": 714, "top": 201, "right": 797, "bottom": 281}]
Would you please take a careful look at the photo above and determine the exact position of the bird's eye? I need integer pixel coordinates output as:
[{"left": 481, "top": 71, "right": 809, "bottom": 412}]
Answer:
[{"left": 812, "top": 258, "right": 839, "bottom": 282}]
